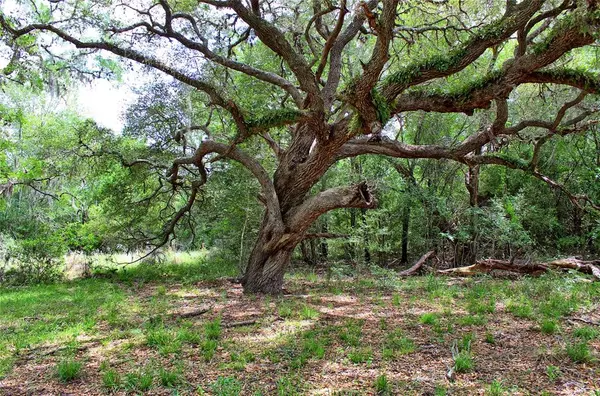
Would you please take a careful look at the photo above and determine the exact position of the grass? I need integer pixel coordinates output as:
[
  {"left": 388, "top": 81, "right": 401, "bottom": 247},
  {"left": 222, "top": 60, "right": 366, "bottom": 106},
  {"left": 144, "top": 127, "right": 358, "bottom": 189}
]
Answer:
[
  {"left": 566, "top": 341, "right": 593, "bottom": 363},
  {"left": 101, "top": 368, "right": 121, "bottom": 390},
  {"left": 454, "top": 351, "right": 474, "bottom": 373},
  {"left": 546, "top": 365, "right": 561, "bottom": 381},
  {"left": 348, "top": 347, "right": 373, "bottom": 364},
  {"left": 1, "top": 260, "right": 599, "bottom": 394},
  {"left": 159, "top": 367, "right": 181, "bottom": 387},
  {"left": 374, "top": 374, "right": 391, "bottom": 394},
  {"left": 486, "top": 379, "right": 506, "bottom": 395},
  {"left": 573, "top": 326, "right": 599, "bottom": 341},
  {"left": 383, "top": 329, "right": 415, "bottom": 358},
  {"left": 205, "top": 317, "right": 222, "bottom": 340},
  {"left": 211, "top": 376, "right": 242, "bottom": 395},
  {"left": 339, "top": 320, "right": 363, "bottom": 346},
  {"left": 56, "top": 359, "right": 82, "bottom": 382},
  {"left": 420, "top": 312, "right": 438, "bottom": 325},
  {"left": 540, "top": 319, "right": 558, "bottom": 334},
  {"left": 124, "top": 370, "right": 154, "bottom": 392}
]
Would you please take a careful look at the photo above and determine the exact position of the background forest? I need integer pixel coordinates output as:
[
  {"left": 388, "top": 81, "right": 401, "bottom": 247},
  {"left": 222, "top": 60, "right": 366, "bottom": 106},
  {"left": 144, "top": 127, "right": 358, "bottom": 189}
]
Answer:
[{"left": 1, "top": 73, "right": 600, "bottom": 283}]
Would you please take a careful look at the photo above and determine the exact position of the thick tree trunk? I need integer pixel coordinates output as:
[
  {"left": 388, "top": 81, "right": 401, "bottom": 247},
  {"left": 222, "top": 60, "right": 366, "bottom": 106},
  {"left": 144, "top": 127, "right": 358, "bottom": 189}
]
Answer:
[
  {"left": 242, "top": 246, "right": 292, "bottom": 294},
  {"left": 241, "top": 181, "right": 377, "bottom": 294}
]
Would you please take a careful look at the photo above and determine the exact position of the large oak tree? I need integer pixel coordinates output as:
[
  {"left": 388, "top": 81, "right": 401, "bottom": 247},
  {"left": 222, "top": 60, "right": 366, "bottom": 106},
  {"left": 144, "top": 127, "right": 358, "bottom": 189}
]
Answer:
[{"left": 2, "top": 0, "right": 600, "bottom": 293}]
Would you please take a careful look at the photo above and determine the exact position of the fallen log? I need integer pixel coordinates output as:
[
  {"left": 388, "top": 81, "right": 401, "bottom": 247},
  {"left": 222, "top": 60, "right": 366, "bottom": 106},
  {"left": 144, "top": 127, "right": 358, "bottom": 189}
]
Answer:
[
  {"left": 437, "top": 257, "right": 600, "bottom": 280},
  {"left": 398, "top": 250, "right": 436, "bottom": 276},
  {"left": 224, "top": 320, "right": 257, "bottom": 328}
]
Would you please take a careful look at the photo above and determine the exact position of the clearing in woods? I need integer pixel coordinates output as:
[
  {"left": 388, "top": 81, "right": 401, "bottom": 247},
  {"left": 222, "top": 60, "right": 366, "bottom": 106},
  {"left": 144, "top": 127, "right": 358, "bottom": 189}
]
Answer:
[{"left": 0, "top": 258, "right": 599, "bottom": 395}]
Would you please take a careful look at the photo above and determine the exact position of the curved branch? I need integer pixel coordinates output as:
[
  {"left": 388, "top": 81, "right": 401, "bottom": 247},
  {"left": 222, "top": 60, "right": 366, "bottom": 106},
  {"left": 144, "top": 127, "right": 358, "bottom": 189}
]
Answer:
[
  {"left": 170, "top": 140, "right": 282, "bottom": 225},
  {"left": 286, "top": 182, "right": 377, "bottom": 233}
]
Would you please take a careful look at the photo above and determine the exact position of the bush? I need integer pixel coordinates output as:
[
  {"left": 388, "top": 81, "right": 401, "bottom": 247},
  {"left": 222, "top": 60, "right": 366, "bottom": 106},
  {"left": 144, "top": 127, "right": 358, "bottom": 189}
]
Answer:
[{"left": 1, "top": 236, "right": 65, "bottom": 285}]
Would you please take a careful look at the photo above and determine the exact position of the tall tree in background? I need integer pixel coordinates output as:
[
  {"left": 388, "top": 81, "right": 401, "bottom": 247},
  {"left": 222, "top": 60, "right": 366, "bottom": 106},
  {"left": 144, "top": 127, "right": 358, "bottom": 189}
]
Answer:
[{"left": 2, "top": 0, "right": 600, "bottom": 293}]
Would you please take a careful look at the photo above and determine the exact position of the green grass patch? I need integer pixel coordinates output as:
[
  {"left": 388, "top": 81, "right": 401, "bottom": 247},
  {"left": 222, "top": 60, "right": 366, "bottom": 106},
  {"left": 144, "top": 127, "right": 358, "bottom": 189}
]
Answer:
[
  {"left": 573, "top": 326, "right": 599, "bottom": 341},
  {"left": 540, "top": 319, "right": 558, "bottom": 335},
  {"left": 56, "top": 358, "right": 82, "bottom": 382},
  {"left": 566, "top": 341, "right": 592, "bottom": 363},
  {"left": 348, "top": 347, "right": 373, "bottom": 364},
  {"left": 420, "top": 313, "right": 438, "bottom": 325}
]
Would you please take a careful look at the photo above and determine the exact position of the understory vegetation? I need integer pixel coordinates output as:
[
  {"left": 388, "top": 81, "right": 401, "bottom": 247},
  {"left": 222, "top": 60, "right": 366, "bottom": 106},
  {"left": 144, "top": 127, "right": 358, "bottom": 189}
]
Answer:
[{"left": 1, "top": 257, "right": 599, "bottom": 394}]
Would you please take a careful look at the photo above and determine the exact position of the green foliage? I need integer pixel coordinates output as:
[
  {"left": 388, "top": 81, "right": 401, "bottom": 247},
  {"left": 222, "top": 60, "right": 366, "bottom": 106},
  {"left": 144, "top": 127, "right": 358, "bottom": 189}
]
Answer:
[
  {"left": 158, "top": 368, "right": 181, "bottom": 387},
  {"left": 245, "top": 108, "right": 303, "bottom": 130},
  {"left": 383, "top": 329, "right": 415, "bottom": 358},
  {"left": 453, "top": 351, "right": 474, "bottom": 373},
  {"left": 124, "top": 370, "right": 154, "bottom": 392},
  {"left": 348, "top": 346, "right": 373, "bottom": 364},
  {"left": 573, "top": 326, "right": 600, "bottom": 341},
  {"left": 486, "top": 380, "right": 507, "bottom": 396},
  {"left": 205, "top": 317, "right": 222, "bottom": 340}
]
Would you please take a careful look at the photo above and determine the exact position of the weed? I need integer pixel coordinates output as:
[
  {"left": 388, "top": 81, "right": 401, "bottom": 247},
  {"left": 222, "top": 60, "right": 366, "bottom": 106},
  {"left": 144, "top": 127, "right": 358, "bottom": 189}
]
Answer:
[
  {"left": 453, "top": 350, "right": 474, "bottom": 373},
  {"left": 485, "top": 332, "right": 496, "bottom": 344},
  {"left": 459, "top": 333, "right": 474, "bottom": 352},
  {"left": 146, "top": 327, "right": 181, "bottom": 355},
  {"left": 159, "top": 368, "right": 181, "bottom": 387},
  {"left": 486, "top": 379, "right": 506, "bottom": 395},
  {"left": 506, "top": 300, "right": 533, "bottom": 319},
  {"left": 205, "top": 317, "right": 222, "bottom": 340},
  {"left": 124, "top": 370, "right": 153, "bottom": 392},
  {"left": 339, "top": 320, "right": 363, "bottom": 346},
  {"left": 177, "top": 326, "right": 201, "bottom": 345},
  {"left": 383, "top": 329, "right": 415, "bottom": 358},
  {"left": 458, "top": 315, "right": 487, "bottom": 326},
  {"left": 300, "top": 304, "right": 319, "bottom": 320},
  {"left": 276, "top": 376, "right": 300, "bottom": 395},
  {"left": 201, "top": 339, "right": 218, "bottom": 361},
  {"left": 392, "top": 294, "right": 401, "bottom": 306},
  {"left": 573, "top": 326, "right": 599, "bottom": 341},
  {"left": 278, "top": 302, "right": 294, "bottom": 318}
]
